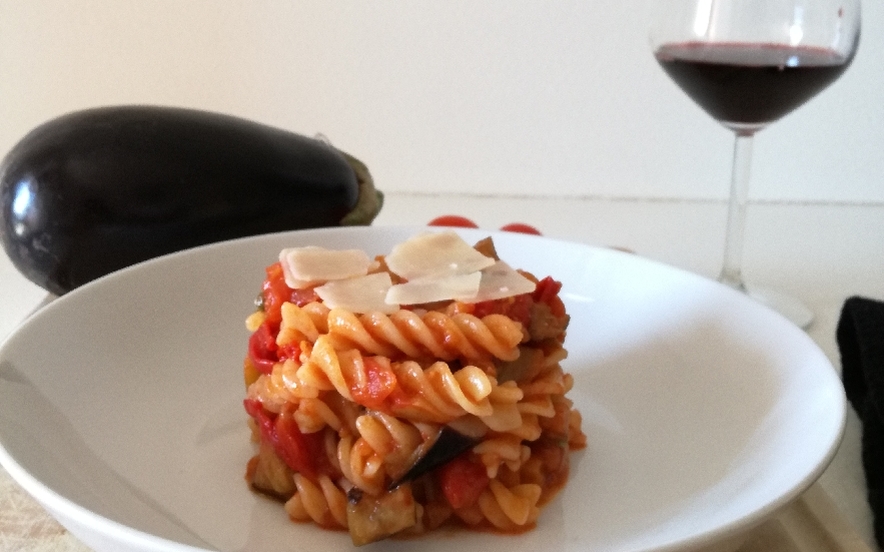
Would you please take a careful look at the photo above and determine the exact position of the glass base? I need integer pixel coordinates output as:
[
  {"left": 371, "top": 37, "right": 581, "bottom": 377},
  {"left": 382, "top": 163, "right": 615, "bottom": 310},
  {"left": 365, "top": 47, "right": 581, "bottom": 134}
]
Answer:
[{"left": 742, "top": 284, "right": 815, "bottom": 329}]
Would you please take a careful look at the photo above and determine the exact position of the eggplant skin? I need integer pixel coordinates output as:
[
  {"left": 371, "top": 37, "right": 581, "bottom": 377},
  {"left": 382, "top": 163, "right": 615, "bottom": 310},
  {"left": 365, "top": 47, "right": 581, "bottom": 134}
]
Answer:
[{"left": 0, "top": 105, "right": 382, "bottom": 295}]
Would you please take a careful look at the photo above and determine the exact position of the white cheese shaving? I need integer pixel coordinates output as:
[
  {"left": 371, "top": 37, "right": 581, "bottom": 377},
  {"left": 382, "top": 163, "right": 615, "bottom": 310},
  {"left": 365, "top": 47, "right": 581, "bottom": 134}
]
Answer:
[
  {"left": 470, "top": 261, "right": 537, "bottom": 303},
  {"left": 279, "top": 246, "right": 373, "bottom": 289},
  {"left": 384, "top": 231, "right": 495, "bottom": 280},
  {"left": 315, "top": 272, "right": 398, "bottom": 314},
  {"left": 277, "top": 233, "right": 541, "bottom": 312},
  {"left": 386, "top": 272, "right": 483, "bottom": 306}
]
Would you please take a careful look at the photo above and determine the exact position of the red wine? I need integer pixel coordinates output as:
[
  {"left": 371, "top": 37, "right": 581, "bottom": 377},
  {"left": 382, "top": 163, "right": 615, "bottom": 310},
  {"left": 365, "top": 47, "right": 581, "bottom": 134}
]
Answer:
[{"left": 655, "top": 42, "right": 852, "bottom": 127}]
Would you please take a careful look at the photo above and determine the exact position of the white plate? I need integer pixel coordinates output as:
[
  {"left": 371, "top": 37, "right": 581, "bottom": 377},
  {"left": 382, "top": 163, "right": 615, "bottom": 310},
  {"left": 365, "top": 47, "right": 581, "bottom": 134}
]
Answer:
[{"left": 0, "top": 226, "right": 845, "bottom": 552}]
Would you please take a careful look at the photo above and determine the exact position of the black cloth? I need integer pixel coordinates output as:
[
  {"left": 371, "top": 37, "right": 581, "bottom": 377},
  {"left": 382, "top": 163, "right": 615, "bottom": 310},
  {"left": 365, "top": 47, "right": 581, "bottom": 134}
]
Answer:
[{"left": 837, "top": 296, "right": 884, "bottom": 550}]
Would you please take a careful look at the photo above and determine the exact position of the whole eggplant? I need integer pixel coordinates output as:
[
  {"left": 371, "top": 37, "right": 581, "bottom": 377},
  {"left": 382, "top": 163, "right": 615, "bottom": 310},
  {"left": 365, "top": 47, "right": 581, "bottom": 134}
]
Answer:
[{"left": 0, "top": 105, "right": 383, "bottom": 295}]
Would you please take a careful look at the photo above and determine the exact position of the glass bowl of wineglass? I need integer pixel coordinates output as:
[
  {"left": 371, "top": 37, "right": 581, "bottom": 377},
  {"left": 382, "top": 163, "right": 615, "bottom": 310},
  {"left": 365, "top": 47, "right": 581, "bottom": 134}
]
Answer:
[{"left": 650, "top": 0, "right": 861, "bottom": 328}]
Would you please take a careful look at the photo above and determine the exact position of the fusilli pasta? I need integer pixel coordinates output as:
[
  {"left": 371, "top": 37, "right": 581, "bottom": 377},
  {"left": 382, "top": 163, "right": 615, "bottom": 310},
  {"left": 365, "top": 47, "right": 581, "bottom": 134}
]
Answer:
[{"left": 241, "top": 232, "right": 585, "bottom": 545}]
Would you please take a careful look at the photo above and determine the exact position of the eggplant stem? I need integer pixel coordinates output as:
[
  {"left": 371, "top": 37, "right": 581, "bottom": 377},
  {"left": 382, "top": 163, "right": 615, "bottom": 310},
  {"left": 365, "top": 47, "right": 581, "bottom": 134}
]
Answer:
[{"left": 338, "top": 149, "right": 384, "bottom": 226}]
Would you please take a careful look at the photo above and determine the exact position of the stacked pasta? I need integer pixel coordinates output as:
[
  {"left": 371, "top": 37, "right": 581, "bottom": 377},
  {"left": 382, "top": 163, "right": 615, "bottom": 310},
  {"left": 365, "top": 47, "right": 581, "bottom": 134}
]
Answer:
[{"left": 242, "top": 231, "right": 586, "bottom": 545}]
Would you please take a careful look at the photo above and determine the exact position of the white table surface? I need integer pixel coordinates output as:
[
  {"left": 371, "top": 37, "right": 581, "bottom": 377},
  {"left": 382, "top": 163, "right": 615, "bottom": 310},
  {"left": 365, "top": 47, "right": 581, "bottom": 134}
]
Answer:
[{"left": 1, "top": 193, "right": 882, "bottom": 551}]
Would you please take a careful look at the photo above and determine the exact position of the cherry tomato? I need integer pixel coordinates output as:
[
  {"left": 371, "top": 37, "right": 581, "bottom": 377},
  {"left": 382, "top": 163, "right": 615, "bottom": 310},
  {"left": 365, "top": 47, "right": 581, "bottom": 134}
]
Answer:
[
  {"left": 427, "top": 215, "right": 478, "bottom": 228},
  {"left": 500, "top": 222, "right": 542, "bottom": 235}
]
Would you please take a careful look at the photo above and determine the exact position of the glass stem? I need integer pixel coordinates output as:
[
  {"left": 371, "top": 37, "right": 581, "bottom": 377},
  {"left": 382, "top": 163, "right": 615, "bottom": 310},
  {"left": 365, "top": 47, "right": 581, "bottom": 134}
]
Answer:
[{"left": 718, "top": 131, "right": 755, "bottom": 291}]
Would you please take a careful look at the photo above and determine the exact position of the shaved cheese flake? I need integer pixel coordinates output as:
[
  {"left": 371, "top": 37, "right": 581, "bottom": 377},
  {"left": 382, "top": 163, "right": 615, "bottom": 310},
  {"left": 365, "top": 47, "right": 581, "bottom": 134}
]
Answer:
[
  {"left": 277, "top": 234, "right": 535, "bottom": 311},
  {"left": 386, "top": 272, "right": 482, "bottom": 306},
  {"left": 315, "top": 272, "right": 398, "bottom": 314},
  {"left": 280, "top": 246, "right": 373, "bottom": 289},
  {"left": 469, "top": 261, "right": 537, "bottom": 303},
  {"left": 384, "top": 231, "right": 495, "bottom": 280}
]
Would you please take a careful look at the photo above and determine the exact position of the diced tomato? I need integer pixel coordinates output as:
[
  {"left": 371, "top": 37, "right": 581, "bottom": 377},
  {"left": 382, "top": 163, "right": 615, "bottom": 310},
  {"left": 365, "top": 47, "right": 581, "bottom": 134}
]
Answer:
[
  {"left": 276, "top": 342, "right": 301, "bottom": 363},
  {"left": 471, "top": 300, "right": 492, "bottom": 319},
  {"left": 472, "top": 293, "right": 533, "bottom": 326},
  {"left": 384, "top": 384, "right": 416, "bottom": 413},
  {"left": 289, "top": 286, "right": 320, "bottom": 306},
  {"left": 437, "top": 453, "right": 489, "bottom": 510},
  {"left": 533, "top": 276, "right": 566, "bottom": 317},
  {"left": 243, "top": 399, "right": 324, "bottom": 479},
  {"left": 274, "top": 406, "right": 325, "bottom": 479},
  {"left": 261, "top": 262, "right": 291, "bottom": 326},
  {"left": 471, "top": 276, "right": 564, "bottom": 327},
  {"left": 262, "top": 262, "right": 320, "bottom": 322},
  {"left": 427, "top": 215, "right": 478, "bottom": 228},
  {"left": 248, "top": 321, "right": 278, "bottom": 375},
  {"left": 500, "top": 222, "right": 542, "bottom": 235},
  {"left": 244, "top": 398, "right": 277, "bottom": 443},
  {"left": 351, "top": 357, "right": 397, "bottom": 409}
]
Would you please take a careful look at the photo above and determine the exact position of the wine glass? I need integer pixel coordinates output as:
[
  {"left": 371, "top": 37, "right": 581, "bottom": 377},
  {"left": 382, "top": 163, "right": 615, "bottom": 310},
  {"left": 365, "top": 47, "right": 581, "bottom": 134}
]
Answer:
[{"left": 650, "top": 0, "right": 860, "bottom": 328}]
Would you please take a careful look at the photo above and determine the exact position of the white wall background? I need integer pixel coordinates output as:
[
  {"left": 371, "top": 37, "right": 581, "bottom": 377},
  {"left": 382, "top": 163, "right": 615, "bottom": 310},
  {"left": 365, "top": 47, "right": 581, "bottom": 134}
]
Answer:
[{"left": 1, "top": 0, "right": 881, "bottom": 204}]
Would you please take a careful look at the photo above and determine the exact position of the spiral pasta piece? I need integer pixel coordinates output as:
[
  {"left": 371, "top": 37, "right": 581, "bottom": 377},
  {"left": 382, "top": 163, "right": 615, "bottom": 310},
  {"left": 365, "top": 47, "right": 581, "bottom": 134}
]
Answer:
[
  {"left": 285, "top": 474, "right": 348, "bottom": 528},
  {"left": 247, "top": 358, "right": 319, "bottom": 413},
  {"left": 478, "top": 479, "right": 543, "bottom": 530},
  {"left": 293, "top": 394, "right": 362, "bottom": 435},
  {"left": 473, "top": 434, "right": 531, "bottom": 479},
  {"left": 521, "top": 363, "right": 570, "bottom": 398},
  {"left": 295, "top": 336, "right": 365, "bottom": 401},
  {"left": 355, "top": 411, "right": 428, "bottom": 479},
  {"left": 568, "top": 408, "right": 587, "bottom": 449},
  {"left": 326, "top": 308, "right": 525, "bottom": 362},
  {"left": 277, "top": 301, "right": 330, "bottom": 347},
  {"left": 245, "top": 310, "right": 265, "bottom": 332},
  {"left": 388, "top": 310, "right": 453, "bottom": 358},
  {"left": 390, "top": 361, "right": 495, "bottom": 422},
  {"left": 337, "top": 434, "right": 386, "bottom": 495},
  {"left": 422, "top": 312, "right": 524, "bottom": 361},
  {"left": 517, "top": 364, "right": 569, "bottom": 419}
]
